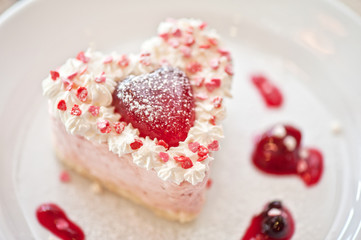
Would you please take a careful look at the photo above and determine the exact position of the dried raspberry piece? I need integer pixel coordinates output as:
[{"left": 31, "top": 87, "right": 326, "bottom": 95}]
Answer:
[
  {"left": 174, "top": 155, "right": 189, "bottom": 162},
  {"left": 159, "top": 33, "right": 169, "bottom": 41},
  {"left": 188, "top": 142, "right": 200, "bottom": 153},
  {"left": 199, "top": 22, "right": 207, "bottom": 30},
  {"left": 218, "top": 48, "right": 231, "bottom": 60},
  {"left": 195, "top": 93, "right": 208, "bottom": 100},
  {"left": 191, "top": 77, "right": 205, "bottom": 87},
  {"left": 76, "top": 51, "right": 89, "bottom": 63},
  {"left": 172, "top": 28, "right": 182, "bottom": 37},
  {"left": 212, "top": 96, "right": 223, "bottom": 108},
  {"left": 225, "top": 64, "right": 234, "bottom": 76},
  {"left": 208, "top": 140, "right": 219, "bottom": 151},
  {"left": 180, "top": 46, "right": 191, "bottom": 58},
  {"left": 95, "top": 72, "right": 106, "bottom": 83},
  {"left": 181, "top": 159, "right": 193, "bottom": 169},
  {"left": 57, "top": 100, "right": 67, "bottom": 111},
  {"left": 206, "top": 179, "right": 212, "bottom": 188},
  {"left": 209, "top": 116, "right": 216, "bottom": 125},
  {"left": 159, "top": 152, "right": 169, "bottom": 163},
  {"left": 174, "top": 156, "right": 193, "bottom": 169},
  {"left": 76, "top": 87, "right": 88, "bottom": 102},
  {"left": 199, "top": 44, "right": 211, "bottom": 49},
  {"left": 205, "top": 78, "right": 221, "bottom": 92},
  {"left": 208, "top": 38, "right": 218, "bottom": 46},
  {"left": 186, "top": 62, "right": 202, "bottom": 74},
  {"left": 197, "top": 145, "right": 209, "bottom": 157},
  {"left": 59, "top": 171, "right": 70, "bottom": 183},
  {"left": 118, "top": 55, "right": 129, "bottom": 68},
  {"left": 103, "top": 56, "right": 113, "bottom": 64},
  {"left": 112, "top": 67, "right": 195, "bottom": 147},
  {"left": 67, "top": 72, "right": 78, "bottom": 80},
  {"left": 130, "top": 139, "right": 143, "bottom": 150},
  {"left": 210, "top": 58, "right": 220, "bottom": 70},
  {"left": 97, "top": 120, "right": 111, "bottom": 133},
  {"left": 168, "top": 38, "right": 180, "bottom": 48},
  {"left": 197, "top": 155, "right": 208, "bottom": 162},
  {"left": 70, "top": 104, "right": 82, "bottom": 116},
  {"left": 88, "top": 106, "right": 100, "bottom": 116},
  {"left": 113, "top": 122, "right": 125, "bottom": 134},
  {"left": 63, "top": 80, "right": 74, "bottom": 91},
  {"left": 50, "top": 71, "right": 60, "bottom": 81},
  {"left": 184, "top": 34, "right": 195, "bottom": 46},
  {"left": 79, "top": 65, "right": 88, "bottom": 75},
  {"left": 139, "top": 53, "right": 151, "bottom": 66},
  {"left": 157, "top": 140, "right": 169, "bottom": 149}
]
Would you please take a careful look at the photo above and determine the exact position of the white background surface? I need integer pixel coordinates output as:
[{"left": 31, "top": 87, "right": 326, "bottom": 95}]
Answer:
[{"left": 0, "top": 0, "right": 361, "bottom": 239}]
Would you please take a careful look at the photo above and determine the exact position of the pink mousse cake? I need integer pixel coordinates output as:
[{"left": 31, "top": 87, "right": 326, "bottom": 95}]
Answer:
[{"left": 42, "top": 18, "right": 233, "bottom": 222}]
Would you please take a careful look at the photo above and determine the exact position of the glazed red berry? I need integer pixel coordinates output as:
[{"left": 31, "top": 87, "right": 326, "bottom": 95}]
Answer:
[
  {"left": 112, "top": 67, "right": 195, "bottom": 147},
  {"left": 252, "top": 124, "right": 323, "bottom": 186}
]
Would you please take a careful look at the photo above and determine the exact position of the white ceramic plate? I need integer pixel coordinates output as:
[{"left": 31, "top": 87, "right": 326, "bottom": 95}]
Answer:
[{"left": 1, "top": 0, "right": 361, "bottom": 239}]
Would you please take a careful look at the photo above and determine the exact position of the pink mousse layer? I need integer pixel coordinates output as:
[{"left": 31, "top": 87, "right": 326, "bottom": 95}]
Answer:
[{"left": 51, "top": 117, "right": 208, "bottom": 221}]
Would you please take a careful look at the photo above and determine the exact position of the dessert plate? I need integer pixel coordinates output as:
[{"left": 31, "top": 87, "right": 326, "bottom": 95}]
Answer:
[{"left": 1, "top": 0, "right": 361, "bottom": 239}]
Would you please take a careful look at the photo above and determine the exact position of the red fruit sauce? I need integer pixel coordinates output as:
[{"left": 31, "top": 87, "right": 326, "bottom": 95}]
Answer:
[
  {"left": 36, "top": 203, "right": 85, "bottom": 240},
  {"left": 112, "top": 66, "right": 195, "bottom": 147},
  {"left": 242, "top": 201, "right": 295, "bottom": 240},
  {"left": 251, "top": 75, "right": 283, "bottom": 108},
  {"left": 252, "top": 124, "right": 323, "bottom": 186}
]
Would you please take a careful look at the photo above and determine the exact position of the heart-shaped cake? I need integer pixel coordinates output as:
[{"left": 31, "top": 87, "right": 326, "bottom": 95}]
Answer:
[{"left": 42, "top": 18, "right": 233, "bottom": 222}]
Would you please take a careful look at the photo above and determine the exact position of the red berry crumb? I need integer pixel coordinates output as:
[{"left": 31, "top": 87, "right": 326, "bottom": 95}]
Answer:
[
  {"left": 50, "top": 71, "right": 60, "bottom": 81},
  {"left": 70, "top": 104, "right": 82, "bottom": 116},
  {"left": 199, "top": 44, "right": 211, "bottom": 49},
  {"left": 118, "top": 55, "right": 129, "bottom": 68},
  {"left": 205, "top": 78, "right": 221, "bottom": 92},
  {"left": 97, "top": 120, "right": 111, "bottom": 133},
  {"left": 159, "top": 33, "right": 169, "bottom": 41},
  {"left": 198, "top": 145, "right": 209, "bottom": 157},
  {"left": 172, "top": 28, "right": 182, "bottom": 37},
  {"left": 159, "top": 152, "right": 169, "bottom": 163},
  {"left": 197, "top": 155, "right": 208, "bottom": 162},
  {"left": 130, "top": 139, "right": 143, "bottom": 150},
  {"left": 88, "top": 106, "right": 100, "bottom": 116},
  {"left": 95, "top": 72, "right": 106, "bottom": 83},
  {"left": 181, "top": 158, "right": 193, "bottom": 169},
  {"left": 206, "top": 179, "right": 212, "bottom": 189},
  {"left": 212, "top": 96, "right": 223, "bottom": 108},
  {"left": 180, "top": 46, "right": 192, "bottom": 58},
  {"left": 139, "top": 53, "right": 151, "bottom": 66},
  {"left": 174, "top": 156, "right": 193, "bottom": 169},
  {"left": 195, "top": 93, "right": 208, "bottom": 100},
  {"left": 188, "top": 142, "right": 200, "bottom": 153},
  {"left": 168, "top": 38, "right": 180, "bottom": 48},
  {"left": 210, "top": 58, "right": 220, "bottom": 70},
  {"left": 76, "top": 51, "right": 89, "bottom": 63},
  {"left": 76, "top": 87, "right": 88, "bottom": 102},
  {"left": 225, "top": 64, "right": 234, "bottom": 76},
  {"left": 209, "top": 116, "right": 216, "bottom": 125},
  {"left": 113, "top": 122, "right": 125, "bottom": 134},
  {"left": 57, "top": 100, "right": 67, "bottom": 111},
  {"left": 191, "top": 77, "right": 205, "bottom": 87},
  {"left": 199, "top": 22, "right": 207, "bottom": 30},
  {"left": 208, "top": 140, "right": 219, "bottom": 151},
  {"left": 67, "top": 72, "right": 78, "bottom": 80},
  {"left": 59, "top": 171, "right": 70, "bottom": 183},
  {"left": 186, "top": 62, "right": 202, "bottom": 74},
  {"left": 208, "top": 38, "right": 218, "bottom": 46},
  {"left": 157, "top": 140, "right": 169, "bottom": 149},
  {"left": 103, "top": 56, "right": 113, "bottom": 64},
  {"left": 184, "top": 34, "right": 195, "bottom": 46}
]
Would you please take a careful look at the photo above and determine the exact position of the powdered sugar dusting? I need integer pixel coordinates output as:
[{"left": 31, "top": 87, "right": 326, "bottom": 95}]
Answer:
[{"left": 113, "top": 66, "right": 195, "bottom": 147}]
